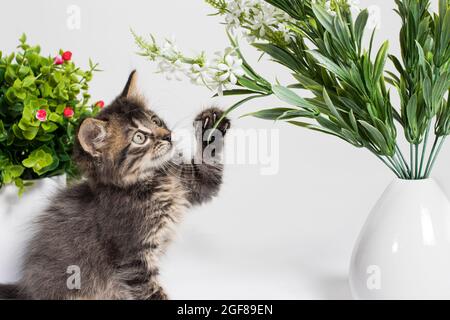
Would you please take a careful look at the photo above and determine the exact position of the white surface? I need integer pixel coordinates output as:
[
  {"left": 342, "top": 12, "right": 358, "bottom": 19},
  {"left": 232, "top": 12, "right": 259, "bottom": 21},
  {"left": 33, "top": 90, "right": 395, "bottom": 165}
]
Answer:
[
  {"left": 0, "top": 0, "right": 449, "bottom": 299},
  {"left": 0, "top": 177, "right": 66, "bottom": 283},
  {"left": 350, "top": 179, "right": 450, "bottom": 300}
]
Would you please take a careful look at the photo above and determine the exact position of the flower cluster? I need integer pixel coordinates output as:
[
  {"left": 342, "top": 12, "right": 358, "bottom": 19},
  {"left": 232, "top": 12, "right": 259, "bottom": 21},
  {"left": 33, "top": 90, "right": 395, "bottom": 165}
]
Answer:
[
  {"left": 0, "top": 35, "right": 102, "bottom": 193},
  {"left": 133, "top": 0, "right": 376, "bottom": 95},
  {"left": 34, "top": 51, "right": 105, "bottom": 122},
  {"left": 207, "top": 0, "right": 295, "bottom": 45},
  {"left": 133, "top": 31, "right": 245, "bottom": 94},
  {"left": 54, "top": 51, "right": 72, "bottom": 65},
  {"left": 318, "top": 0, "right": 361, "bottom": 15}
]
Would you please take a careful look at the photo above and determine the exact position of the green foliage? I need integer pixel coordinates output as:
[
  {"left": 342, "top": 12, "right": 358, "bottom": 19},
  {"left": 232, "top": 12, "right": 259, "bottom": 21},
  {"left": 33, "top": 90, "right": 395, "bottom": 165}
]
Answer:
[
  {"left": 136, "top": 0, "right": 450, "bottom": 179},
  {"left": 0, "top": 34, "right": 101, "bottom": 194},
  {"left": 215, "top": 0, "right": 450, "bottom": 179}
]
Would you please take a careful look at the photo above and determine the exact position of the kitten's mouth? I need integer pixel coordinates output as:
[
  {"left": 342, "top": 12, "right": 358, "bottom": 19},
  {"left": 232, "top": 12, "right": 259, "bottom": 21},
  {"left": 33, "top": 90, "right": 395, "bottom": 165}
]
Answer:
[{"left": 150, "top": 143, "right": 174, "bottom": 164}]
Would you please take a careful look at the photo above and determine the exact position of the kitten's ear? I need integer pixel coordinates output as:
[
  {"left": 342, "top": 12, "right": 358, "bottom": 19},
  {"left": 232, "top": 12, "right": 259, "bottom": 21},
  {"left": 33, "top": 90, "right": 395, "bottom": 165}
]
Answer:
[
  {"left": 121, "top": 70, "right": 139, "bottom": 98},
  {"left": 78, "top": 118, "right": 107, "bottom": 157}
]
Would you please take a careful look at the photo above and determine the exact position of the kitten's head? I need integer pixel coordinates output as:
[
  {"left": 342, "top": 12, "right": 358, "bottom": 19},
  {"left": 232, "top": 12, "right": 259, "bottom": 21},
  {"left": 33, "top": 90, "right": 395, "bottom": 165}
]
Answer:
[{"left": 74, "top": 71, "right": 174, "bottom": 186}]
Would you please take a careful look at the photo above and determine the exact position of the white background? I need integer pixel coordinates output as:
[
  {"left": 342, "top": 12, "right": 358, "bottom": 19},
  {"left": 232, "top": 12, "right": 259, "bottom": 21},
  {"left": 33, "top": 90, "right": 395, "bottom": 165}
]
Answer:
[{"left": 1, "top": 0, "right": 449, "bottom": 299}]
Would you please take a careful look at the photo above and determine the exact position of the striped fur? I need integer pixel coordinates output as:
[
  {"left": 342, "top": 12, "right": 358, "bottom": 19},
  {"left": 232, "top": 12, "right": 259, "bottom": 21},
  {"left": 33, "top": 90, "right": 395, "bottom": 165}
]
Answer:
[{"left": 0, "top": 72, "right": 230, "bottom": 300}]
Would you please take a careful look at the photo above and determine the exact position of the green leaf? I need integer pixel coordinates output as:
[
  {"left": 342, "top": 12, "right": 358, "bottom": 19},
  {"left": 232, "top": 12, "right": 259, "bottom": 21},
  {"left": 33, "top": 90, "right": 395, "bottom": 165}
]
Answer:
[
  {"left": 359, "top": 120, "right": 388, "bottom": 153},
  {"left": 48, "top": 113, "right": 62, "bottom": 123},
  {"left": 2, "top": 165, "right": 25, "bottom": 184},
  {"left": 41, "top": 122, "right": 58, "bottom": 133},
  {"left": 22, "top": 75, "right": 35, "bottom": 88},
  {"left": 354, "top": 9, "right": 369, "bottom": 49},
  {"left": 272, "top": 85, "right": 317, "bottom": 111},
  {"left": 288, "top": 120, "right": 358, "bottom": 146},
  {"left": 406, "top": 94, "right": 418, "bottom": 133},
  {"left": 0, "top": 120, "right": 7, "bottom": 142},
  {"left": 213, "top": 89, "right": 262, "bottom": 97},
  {"left": 253, "top": 43, "right": 301, "bottom": 72},
  {"left": 322, "top": 88, "right": 348, "bottom": 129},
  {"left": 242, "top": 108, "right": 296, "bottom": 120},
  {"left": 312, "top": 3, "right": 334, "bottom": 34},
  {"left": 22, "top": 146, "right": 54, "bottom": 175},
  {"left": 237, "top": 77, "right": 270, "bottom": 93},
  {"left": 307, "top": 50, "right": 349, "bottom": 80},
  {"left": 22, "top": 126, "right": 39, "bottom": 140},
  {"left": 373, "top": 41, "right": 389, "bottom": 82}
]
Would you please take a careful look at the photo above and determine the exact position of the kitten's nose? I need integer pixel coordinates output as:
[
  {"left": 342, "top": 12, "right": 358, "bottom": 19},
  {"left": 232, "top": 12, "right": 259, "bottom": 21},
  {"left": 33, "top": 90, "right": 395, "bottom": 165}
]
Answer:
[
  {"left": 156, "top": 128, "right": 172, "bottom": 143},
  {"left": 161, "top": 132, "right": 172, "bottom": 142}
]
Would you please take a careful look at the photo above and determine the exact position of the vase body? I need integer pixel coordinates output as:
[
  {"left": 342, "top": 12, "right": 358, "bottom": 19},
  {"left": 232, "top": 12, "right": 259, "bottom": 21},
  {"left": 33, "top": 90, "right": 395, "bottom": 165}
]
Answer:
[
  {"left": 349, "top": 178, "right": 450, "bottom": 299},
  {"left": 0, "top": 176, "right": 65, "bottom": 283}
]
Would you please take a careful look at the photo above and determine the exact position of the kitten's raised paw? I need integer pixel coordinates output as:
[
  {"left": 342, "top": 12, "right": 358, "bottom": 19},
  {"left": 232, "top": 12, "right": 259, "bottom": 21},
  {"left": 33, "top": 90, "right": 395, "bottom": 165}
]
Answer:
[{"left": 195, "top": 108, "right": 231, "bottom": 137}]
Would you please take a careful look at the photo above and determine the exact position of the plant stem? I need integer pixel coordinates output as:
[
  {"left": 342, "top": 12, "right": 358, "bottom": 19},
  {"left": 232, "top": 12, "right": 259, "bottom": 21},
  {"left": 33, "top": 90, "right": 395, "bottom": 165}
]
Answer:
[
  {"left": 414, "top": 143, "right": 419, "bottom": 179},
  {"left": 371, "top": 151, "right": 401, "bottom": 178},
  {"left": 387, "top": 156, "right": 406, "bottom": 179},
  {"left": 395, "top": 151, "right": 409, "bottom": 178},
  {"left": 419, "top": 125, "right": 430, "bottom": 178},
  {"left": 410, "top": 143, "right": 414, "bottom": 179},
  {"left": 424, "top": 136, "right": 439, "bottom": 178},
  {"left": 425, "top": 136, "right": 446, "bottom": 178},
  {"left": 395, "top": 145, "right": 410, "bottom": 177}
]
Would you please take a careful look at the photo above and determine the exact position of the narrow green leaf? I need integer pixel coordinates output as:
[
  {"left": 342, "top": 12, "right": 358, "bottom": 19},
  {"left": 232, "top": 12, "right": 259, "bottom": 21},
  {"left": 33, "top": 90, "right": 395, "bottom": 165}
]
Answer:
[
  {"left": 373, "top": 41, "right": 389, "bottom": 82},
  {"left": 272, "top": 85, "right": 318, "bottom": 111},
  {"left": 312, "top": 3, "right": 334, "bottom": 34},
  {"left": 354, "top": 9, "right": 369, "bottom": 48},
  {"left": 307, "top": 50, "right": 349, "bottom": 80},
  {"left": 241, "top": 108, "right": 295, "bottom": 120}
]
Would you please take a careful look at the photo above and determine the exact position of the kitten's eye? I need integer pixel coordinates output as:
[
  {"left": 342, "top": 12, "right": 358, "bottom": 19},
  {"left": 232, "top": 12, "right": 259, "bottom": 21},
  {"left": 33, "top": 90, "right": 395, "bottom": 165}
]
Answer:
[
  {"left": 132, "top": 132, "right": 147, "bottom": 145},
  {"left": 152, "top": 117, "right": 162, "bottom": 126}
]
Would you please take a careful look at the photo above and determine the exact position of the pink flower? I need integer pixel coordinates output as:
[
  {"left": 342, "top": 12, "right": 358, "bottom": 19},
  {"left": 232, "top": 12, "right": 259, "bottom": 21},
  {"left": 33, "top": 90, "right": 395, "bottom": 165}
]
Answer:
[
  {"left": 63, "top": 107, "right": 74, "bottom": 118},
  {"left": 54, "top": 55, "right": 64, "bottom": 65},
  {"left": 36, "top": 109, "right": 47, "bottom": 122},
  {"left": 62, "top": 51, "right": 72, "bottom": 61},
  {"left": 95, "top": 100, "right": 105, "bottom": 108}
]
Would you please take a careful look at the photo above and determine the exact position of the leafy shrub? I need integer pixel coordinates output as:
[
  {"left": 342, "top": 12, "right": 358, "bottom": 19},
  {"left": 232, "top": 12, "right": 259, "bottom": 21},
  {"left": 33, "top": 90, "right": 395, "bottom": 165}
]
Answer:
[
  {"left": 0, "top": 34, "right": 102, "bottom": 193},
  {"left": 135, "top": 0, "right": 450, "bottom": 180}
]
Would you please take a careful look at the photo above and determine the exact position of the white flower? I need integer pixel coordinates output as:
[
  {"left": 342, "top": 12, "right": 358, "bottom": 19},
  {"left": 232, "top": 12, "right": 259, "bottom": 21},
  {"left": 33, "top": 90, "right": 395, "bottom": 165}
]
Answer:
[
  {"left": 216, "top": 54, "right": 245, "bottom": 85},
  {"left": 244, "top": 0, "right": 259, "bottom": 7},
  {"left": 324, "top": 1, "right": 336, "bottom": 16},
  {"left": 208, "top": 0, "right": 296, "bottom": 44},
  {"left": 277, "top": 23, "right": 293, "bottom": 43},
  {"left": 243, "top": 30, "right": 257, "bottom": 43},
  {"left": 160, "top": 38, "right": 181, "bottom": 60},
  {"left": 225, "top": 1, "right": 244, "bottom": 31},
  {"left": 156, "top": 58, "right": 185, "bottom": 81},
  {"left": 250, "top": 12, "right": 266, "bottom": 37},
  {"left": 186, "top": 62, "right": 213, "bottom": 85}
]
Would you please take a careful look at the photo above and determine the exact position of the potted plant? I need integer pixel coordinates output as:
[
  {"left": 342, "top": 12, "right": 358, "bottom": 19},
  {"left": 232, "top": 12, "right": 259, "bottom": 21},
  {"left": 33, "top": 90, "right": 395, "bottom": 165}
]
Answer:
[
  {"left": 0, "top": 34, "right": 101, "bottom": 283},
  {"left": 133, "top": 0, "right": 450, "bottom": 299}
]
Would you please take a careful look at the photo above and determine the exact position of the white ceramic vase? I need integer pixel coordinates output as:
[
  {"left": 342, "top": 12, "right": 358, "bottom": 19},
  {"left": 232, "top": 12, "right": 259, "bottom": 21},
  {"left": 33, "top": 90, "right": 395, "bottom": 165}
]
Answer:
[
  {"left": 349, "top": 178, "right": 450, "bottom": 300},
  {"left": 0, "top": 176, "right": 66, "bottom": 283}
]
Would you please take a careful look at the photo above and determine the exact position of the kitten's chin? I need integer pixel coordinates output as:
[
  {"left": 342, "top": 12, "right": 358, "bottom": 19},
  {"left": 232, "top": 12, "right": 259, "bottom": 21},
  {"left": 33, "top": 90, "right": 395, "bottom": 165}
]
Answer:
[{"left": 149, "top": 145, "right": 175, "bottom": 169}]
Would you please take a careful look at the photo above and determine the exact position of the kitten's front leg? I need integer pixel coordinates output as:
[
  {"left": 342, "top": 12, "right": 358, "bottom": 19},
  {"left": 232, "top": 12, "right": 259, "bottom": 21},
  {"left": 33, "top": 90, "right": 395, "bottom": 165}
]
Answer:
[
  {"left": 117, "top": 261, "right": 169, "bottom": 300},
  {"left": 132, "top": 280, "right": 168, "bottom": 300},
  {"left": 175, "top": 108, "right": 231, "bottom": 206}
]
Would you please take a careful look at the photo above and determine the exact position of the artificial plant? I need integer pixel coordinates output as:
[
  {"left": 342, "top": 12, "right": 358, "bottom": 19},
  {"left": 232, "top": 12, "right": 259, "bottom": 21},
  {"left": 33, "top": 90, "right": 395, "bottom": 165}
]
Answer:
[
  {"left": 0, "top": 34, "right": 102, "bottom": 193},
  {"left": 134, "top": 0, "right": 450, "bottom": 180}
]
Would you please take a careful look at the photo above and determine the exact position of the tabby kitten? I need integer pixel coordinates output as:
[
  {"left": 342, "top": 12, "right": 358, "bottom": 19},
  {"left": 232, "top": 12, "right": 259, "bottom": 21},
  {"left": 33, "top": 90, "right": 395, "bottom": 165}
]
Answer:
[{"left": 0, "top": 71, "right": 230, "bottom": 300}]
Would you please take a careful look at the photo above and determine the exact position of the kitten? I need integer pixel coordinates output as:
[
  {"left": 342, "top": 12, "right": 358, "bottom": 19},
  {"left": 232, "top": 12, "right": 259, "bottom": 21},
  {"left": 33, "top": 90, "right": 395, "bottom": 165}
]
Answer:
[{"left": 0, "top": 71, "right": 230, "bottom": 300}]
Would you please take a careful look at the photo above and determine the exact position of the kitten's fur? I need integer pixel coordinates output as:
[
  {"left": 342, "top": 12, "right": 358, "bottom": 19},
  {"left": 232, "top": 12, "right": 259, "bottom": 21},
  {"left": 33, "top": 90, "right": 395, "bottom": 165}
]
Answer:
[{"left": 0, "top": 71, "right": 230, "bottom": 300}]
